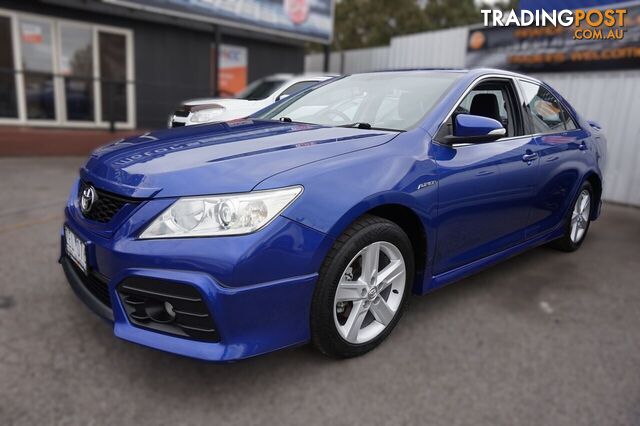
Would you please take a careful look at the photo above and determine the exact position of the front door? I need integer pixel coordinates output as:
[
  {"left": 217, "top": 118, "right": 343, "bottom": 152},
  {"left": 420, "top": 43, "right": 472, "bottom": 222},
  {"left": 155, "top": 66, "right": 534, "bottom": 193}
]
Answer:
[{"left": 431, "top": 78, "right": 540, "bottom": 274}]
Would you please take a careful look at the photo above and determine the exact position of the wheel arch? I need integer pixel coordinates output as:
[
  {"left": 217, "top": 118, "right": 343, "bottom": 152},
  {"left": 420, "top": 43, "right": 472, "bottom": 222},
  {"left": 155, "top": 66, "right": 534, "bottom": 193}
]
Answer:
[
  {"left": 367, "top": 204, "right": 428, "bottom": 293},
  {"left": 584, "top": 171, "right": 603, "bottom": 220},
  {"left": 326, "top": 194, "right": 431, "bottom": 294}
]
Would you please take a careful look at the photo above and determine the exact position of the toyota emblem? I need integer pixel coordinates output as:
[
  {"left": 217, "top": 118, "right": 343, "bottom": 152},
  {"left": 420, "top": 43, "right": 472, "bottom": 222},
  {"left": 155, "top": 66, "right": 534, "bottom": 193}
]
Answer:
[{"left": 80, "top": 185, "right": 97, "bottom": 214}]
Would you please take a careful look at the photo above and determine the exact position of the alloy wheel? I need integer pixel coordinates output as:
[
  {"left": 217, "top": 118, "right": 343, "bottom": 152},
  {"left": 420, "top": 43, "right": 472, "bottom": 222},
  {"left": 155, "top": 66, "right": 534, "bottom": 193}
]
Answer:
[
  {"left": 333, "top": 241, "right": 406, "bottom": 344},
  {"left": 570, "top": 189, "right": 591, "bottom": 243}
]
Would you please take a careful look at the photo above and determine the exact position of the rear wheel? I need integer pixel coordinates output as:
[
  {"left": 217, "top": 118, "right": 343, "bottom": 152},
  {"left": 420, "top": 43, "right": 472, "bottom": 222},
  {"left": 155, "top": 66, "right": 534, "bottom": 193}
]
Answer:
[
  {"left": 550, "top": 181, "right": 593, "bottom": 252},
  {"left": 311, "top": 215, "right": 414, "bottom": 358}
]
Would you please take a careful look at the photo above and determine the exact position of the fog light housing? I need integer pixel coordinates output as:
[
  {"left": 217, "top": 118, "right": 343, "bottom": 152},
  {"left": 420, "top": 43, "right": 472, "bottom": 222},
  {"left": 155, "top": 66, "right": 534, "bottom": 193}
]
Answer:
[
  {"left": 144, "top": 299, "right": 175, "bottom": 323},
  {"left": 118, "top": 276, "right": 219, "bottom": 342}
]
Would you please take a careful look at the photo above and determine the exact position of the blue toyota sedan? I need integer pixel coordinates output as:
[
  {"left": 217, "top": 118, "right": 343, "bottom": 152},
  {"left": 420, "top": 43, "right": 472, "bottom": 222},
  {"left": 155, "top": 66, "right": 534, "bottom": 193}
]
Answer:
[{"left": 61, "top": 69, "right": 606, "bottom": 361}]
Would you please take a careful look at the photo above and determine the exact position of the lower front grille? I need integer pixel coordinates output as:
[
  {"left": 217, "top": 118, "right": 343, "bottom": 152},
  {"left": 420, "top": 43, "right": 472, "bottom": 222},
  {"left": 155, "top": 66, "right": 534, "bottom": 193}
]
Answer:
[
  {"left": 70, "top": 260, "right": 112, "bottom": 309},
  {"left": 117, "top": 277, "right": 219, "bottom": 342}
]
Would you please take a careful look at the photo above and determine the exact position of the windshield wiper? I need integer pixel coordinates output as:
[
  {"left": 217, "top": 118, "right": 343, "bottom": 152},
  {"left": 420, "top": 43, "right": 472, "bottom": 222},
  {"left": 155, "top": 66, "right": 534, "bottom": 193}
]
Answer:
[
  {"left": 339, "top": 122, "right": 404, "bottom": 132},
  {"left": 339, "top": 122, "right": 372, "bottom": 129}
]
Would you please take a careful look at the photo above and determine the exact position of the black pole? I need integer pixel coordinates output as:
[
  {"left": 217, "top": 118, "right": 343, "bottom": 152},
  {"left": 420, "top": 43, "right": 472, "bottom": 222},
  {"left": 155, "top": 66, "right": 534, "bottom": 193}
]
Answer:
[
  {"left": 108, "top": 81, "right": 115, "bottom": 133},
  {"left": 323, "top": 44, "right": 330, "bottom": 73},
  {"left": 213, "top": 25, "right": 221, "bottom": 97}
]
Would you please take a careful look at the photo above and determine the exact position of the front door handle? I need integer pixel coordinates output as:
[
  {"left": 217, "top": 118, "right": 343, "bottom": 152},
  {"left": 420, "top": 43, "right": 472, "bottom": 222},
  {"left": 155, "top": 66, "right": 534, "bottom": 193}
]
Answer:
[{"left": 522, "top": 152, "right": 538, "bottom": 162}]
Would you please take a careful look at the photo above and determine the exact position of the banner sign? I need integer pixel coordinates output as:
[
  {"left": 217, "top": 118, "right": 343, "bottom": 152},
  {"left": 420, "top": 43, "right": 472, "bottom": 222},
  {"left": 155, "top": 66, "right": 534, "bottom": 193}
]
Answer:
[
  {"left": 466, "top": 3, "right": 640, "bottom": 72},
  {"left": 519, "top": 0, "right": 624, "bottom": 12},
  {"left": 215, "top": 44, "right": 248, "bottom": 96},
  {"left": 104, "top": 0, "right": 334, "bottom": 43}
]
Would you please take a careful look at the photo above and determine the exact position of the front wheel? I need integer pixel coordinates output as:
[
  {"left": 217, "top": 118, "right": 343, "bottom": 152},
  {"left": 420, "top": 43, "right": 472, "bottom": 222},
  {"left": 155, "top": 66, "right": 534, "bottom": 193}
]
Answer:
[
  {"left": 550, "top": 181, "right": 593, "bottom": 252},
  {"left": 311, "top": 215, "right": 414, "bottom": 358}
]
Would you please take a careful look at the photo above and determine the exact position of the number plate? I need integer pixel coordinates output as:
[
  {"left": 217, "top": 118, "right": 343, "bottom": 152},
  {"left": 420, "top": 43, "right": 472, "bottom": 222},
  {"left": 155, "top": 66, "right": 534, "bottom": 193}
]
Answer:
[{"left": 65, "top": 227, "right": 87, "bottom": 274}]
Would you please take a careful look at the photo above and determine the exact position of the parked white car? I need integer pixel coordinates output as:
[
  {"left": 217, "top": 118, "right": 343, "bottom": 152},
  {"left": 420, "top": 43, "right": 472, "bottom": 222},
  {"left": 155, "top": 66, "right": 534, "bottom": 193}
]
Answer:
[{"left": 168, "top": 74, "right": 335, "bottom": 128}]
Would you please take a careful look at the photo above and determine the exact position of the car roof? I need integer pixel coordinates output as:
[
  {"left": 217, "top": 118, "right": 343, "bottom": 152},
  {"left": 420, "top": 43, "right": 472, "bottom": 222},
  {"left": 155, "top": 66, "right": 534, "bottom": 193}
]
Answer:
[
  {"left": 264, "top": 73, "right": 337, "bottom": 83},
  {"left": 347, "top": 68, "right": 541, "bottom": 83}
]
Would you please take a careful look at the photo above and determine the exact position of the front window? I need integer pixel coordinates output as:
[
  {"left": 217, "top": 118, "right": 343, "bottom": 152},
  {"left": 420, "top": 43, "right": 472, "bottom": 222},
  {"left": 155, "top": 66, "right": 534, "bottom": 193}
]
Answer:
[
  {"left": 256, "top": 72, "right": 462, "bottom": 131},
  {"left": 437, "top": 79, "right": 523, "bottom": 140},
  {"left": 237, "top": 78, "right": 285, "bottom": 100}
]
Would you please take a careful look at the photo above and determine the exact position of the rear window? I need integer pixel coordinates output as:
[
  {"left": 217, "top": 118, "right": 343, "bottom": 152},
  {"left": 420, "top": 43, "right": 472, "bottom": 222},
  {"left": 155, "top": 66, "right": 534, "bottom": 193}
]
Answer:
[{"left": 519, "top": 80, "right": 577, "bottom": 134}]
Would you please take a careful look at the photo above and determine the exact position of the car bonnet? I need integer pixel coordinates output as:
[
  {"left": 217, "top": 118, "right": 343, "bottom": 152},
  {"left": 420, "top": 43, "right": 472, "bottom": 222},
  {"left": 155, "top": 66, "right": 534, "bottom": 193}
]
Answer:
[{"left": 81, "top": 119, "right": 399, "bottom": 198}]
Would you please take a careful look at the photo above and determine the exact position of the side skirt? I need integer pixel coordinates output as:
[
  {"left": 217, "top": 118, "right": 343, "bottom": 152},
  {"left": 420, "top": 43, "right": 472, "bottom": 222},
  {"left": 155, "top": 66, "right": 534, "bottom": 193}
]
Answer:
[{"left": 417, "top": 226, "right": 565, "bottom": 295}]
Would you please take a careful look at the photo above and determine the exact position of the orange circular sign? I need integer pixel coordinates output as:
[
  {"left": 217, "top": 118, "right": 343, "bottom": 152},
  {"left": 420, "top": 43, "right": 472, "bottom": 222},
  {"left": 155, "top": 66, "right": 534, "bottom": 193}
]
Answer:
[{"left": 469, "top": 31, "right": 486, "bottom": 50}]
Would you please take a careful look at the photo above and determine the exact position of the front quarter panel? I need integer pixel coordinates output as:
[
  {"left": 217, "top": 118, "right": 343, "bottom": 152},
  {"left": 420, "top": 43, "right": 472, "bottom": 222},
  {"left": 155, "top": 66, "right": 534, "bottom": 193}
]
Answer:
[{"left": 255, "top": 130, "right": 438, "bottom": 292}]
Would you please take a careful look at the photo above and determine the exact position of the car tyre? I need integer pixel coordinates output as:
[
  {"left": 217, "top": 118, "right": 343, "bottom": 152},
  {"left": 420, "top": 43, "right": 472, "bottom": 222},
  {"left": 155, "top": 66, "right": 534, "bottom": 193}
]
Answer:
[
  {"left": 311, "top": 215, "right": 414, "bottom": 358},
  {"left": 550, "top": 181, "right": 593, "bottom": 252}
]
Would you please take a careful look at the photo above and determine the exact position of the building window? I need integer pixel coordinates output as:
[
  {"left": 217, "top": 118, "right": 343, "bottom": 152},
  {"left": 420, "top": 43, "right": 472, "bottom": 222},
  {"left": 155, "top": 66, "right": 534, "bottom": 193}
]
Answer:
[
  {"left": 0, "top": 9, "right": 135, "bottom": 128},
  {"left": 60, "top": 24, "right": 94, "bottom": 122},
  {"left": 20, "top": 18, "right": 56, "bottom": 120},
  {"left": 0, "top": 15, "right": 18, "bottom": 118},
  {"left": 99, "top": 32, "right": 127, "bottom": 124}
]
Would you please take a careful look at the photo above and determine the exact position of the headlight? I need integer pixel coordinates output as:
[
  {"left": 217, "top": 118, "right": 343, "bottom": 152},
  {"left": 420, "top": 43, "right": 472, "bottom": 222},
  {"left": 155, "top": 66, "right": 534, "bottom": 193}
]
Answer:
[
  {"left": 139, "top": 186, "right": 303, "bottom": 239},
  {"left": 189, "top": 107, "right": 226, "bottom": 123}
]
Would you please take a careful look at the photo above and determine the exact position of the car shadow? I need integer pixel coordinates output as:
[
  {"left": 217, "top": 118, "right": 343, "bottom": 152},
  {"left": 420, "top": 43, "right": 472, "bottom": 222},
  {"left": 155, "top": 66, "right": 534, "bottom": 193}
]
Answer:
[{"left": 84, "top": 236, "right": 596, "bottom": 404}]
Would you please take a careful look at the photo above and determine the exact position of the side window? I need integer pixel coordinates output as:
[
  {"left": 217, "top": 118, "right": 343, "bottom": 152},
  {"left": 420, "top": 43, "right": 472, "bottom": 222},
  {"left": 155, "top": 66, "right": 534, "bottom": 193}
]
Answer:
[
  {"left": 437, "top": 80, "right": 522, "bottom": 140},
  {"left": 278, "top": 81, "right": 318, "bottom": 99},
  {"left": 519, "top": 80, "right": 577, "bottom": 134},
  {"left": 458, "top": 89, "right": 509, "bottom": 129}
]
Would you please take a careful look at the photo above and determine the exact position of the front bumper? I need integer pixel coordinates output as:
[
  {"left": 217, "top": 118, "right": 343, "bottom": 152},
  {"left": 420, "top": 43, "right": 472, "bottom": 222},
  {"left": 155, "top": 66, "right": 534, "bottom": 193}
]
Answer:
[{"left": 61, "top": 206, "right": 333, "bottom": 362}]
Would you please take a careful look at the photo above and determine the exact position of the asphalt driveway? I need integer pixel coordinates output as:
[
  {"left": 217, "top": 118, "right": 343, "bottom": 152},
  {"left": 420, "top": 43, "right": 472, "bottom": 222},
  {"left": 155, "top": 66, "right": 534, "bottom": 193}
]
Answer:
[{"left": 1, "top": 157, "right": 639, "bottom": 425}]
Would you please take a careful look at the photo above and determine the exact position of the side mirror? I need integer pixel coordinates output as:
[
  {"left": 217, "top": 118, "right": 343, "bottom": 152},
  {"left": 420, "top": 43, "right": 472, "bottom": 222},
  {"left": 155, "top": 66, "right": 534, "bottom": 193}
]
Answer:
[
  {"left": 277, "top": 93, "right": 291, "bottom": 101},
  {"left": 442, "top": 114, "right": 506, "bottom": 145}
]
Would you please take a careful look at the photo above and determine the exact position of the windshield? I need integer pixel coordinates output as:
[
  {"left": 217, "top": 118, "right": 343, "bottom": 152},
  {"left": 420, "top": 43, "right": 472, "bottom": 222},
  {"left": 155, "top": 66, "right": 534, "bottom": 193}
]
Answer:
[
  {"left": 236, "top": 79, "right": 286, "bottom": 100},
  {"left": 255, "top": 72, "right": 461, "bottom": 131}
]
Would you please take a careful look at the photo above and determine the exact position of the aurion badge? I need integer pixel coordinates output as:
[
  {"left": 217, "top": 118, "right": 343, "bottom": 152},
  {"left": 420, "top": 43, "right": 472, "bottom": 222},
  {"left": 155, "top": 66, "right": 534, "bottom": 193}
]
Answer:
[{"left": 80, "top": 185, "right": 97, "bottom": 214}]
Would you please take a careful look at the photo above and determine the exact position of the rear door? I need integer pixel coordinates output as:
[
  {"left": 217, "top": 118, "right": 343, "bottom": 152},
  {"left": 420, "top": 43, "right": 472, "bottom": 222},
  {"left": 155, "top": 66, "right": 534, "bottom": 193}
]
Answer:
[
  {"left": 517, "top": 80, "right": 590, "bottom": 238},
  {"left": 431, "top": 77, "right": 540, "bottom": 274}
]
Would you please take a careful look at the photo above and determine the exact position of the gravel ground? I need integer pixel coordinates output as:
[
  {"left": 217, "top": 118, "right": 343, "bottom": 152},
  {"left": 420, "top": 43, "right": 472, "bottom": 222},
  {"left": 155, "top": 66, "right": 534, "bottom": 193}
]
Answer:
[{"left": 1, "top": 157, "right": 639, "bottom": 426}]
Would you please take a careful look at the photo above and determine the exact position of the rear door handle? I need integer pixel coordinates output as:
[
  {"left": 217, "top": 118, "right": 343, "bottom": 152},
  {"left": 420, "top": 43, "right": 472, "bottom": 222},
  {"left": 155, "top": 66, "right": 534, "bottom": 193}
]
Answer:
[{"left": 522, "top": 152, "right": 538, "bottom": 162}]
